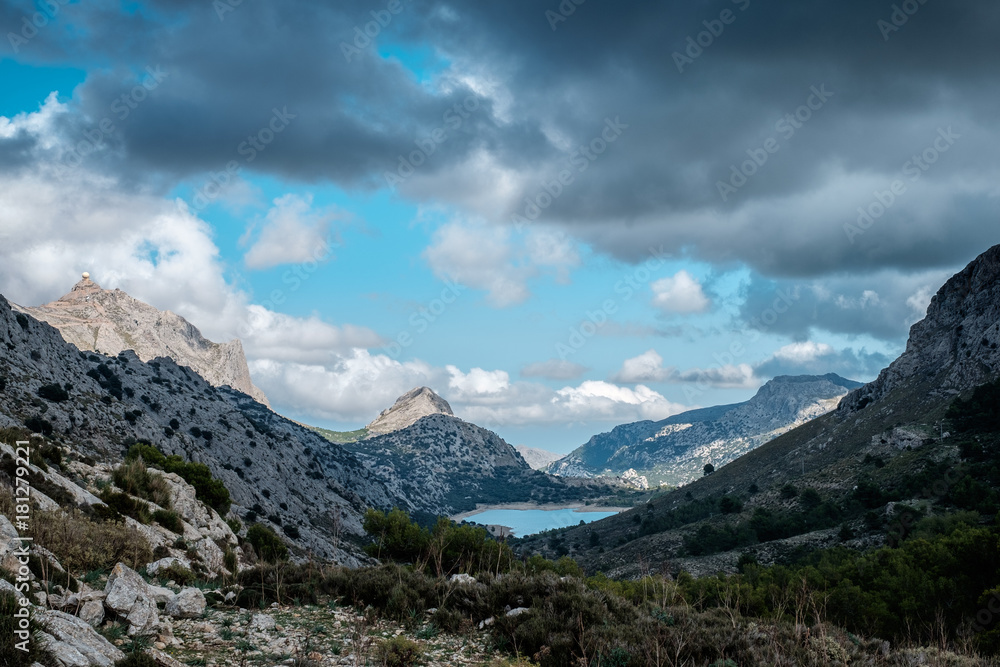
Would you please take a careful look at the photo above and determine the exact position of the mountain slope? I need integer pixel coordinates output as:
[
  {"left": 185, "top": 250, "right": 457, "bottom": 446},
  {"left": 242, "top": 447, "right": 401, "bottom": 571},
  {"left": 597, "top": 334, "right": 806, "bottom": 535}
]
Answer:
[
  {"left": 320, "top": 387, "right": 614, "bottom": 518},
  {"left": 515, "top": 445, "right": 563, "bottom": 470},
  {"left": 548, "top": 374, "right": 861, "bottom": 486},
  {"left": 14, "top": 275, "right": 270, "bottom": 406},
  {"left": 518, "top": 244, "right": 1000, "bottom": 578},
  {"left": 0, "top": 293, "right": 394, "bottom": 564}
]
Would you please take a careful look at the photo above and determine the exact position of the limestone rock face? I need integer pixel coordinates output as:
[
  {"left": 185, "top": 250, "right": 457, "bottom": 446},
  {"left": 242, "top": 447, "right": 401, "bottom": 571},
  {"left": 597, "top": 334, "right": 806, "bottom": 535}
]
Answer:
[
  {"left": 841, "top": 244, "right": 1000, "bottom": 412},
  {"left": 164, "top": 588, "right": 206, "bottom": 619},
  {"left": 14, "top": 276, "right": 269, "bottom": 406},
  {"left": 104, "top": 563, "right": 160, "bottom": 636},
  {"left": 37, "top": 609, "right": 124, "bottom": 666},
  {"left": 366, "top": 386, "right": 454, "bottom": 435},
  {"left": 78, "top": 600, "right": 105, "bottom": 627}
]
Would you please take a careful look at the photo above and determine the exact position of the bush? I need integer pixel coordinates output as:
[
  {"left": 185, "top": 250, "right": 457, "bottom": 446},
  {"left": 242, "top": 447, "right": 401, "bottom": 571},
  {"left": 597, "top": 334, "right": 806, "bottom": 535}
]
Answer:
[
  {"left": 112, "top": 458, "right": 172, "bottom": 508},
  {"left": 99, "top": 490, "right": 152, "bottom": 525},
  {"left": 126, "top": 443, "right": 230, "bottom": 514},
  {"left": 24, "top": 415, "right": 53, "bottom": 436},
  {"left": 37, "top": 383, "right": 69, "bottom": 402},
  {"left": 282, "top": 524, "right": 300, "bottom": 539},
  {"left": 246, "top": 524, "right": 288, "bottom": 562},
  {"left": 28, "top": 508, "right": 153, "bottom": 574},
  {"left": 376, "top": 636, "right": 423, "bottom": 667},
  {"left": 153, "top": 509, "right": 183, "bottom": 533},
  {"left": 113, "top": 653, "right": 158, "bottom": 667}
]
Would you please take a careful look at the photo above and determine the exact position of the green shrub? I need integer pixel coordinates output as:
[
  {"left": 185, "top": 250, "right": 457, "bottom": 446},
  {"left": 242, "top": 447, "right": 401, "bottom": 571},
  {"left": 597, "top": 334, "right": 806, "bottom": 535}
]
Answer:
[
  {"left": 159, "top": 563, "right": 196, "bottom": 586},
  {"left": 376, "top": 636, "right": 423, "bottom": 667},
  {"left": 113, "top": 653, "right": 158, "bottom": 667},
  {"left": 99, "top": 490, "right": 152, "bottom": 524},
  {"left": 153, "top": 509, "right": 183, "bottom": 533},
  {"left": 37, "top": 383, "right": 69, "bottom": 402},
  {"left": 126, "top": 443, "right": 230, "bottom": 514},
  {"left": 246, "top": 524, "right": 288, "bottom": 562},
  {"left": 112, "top": 458, "right": 172, "bottom": 508}
]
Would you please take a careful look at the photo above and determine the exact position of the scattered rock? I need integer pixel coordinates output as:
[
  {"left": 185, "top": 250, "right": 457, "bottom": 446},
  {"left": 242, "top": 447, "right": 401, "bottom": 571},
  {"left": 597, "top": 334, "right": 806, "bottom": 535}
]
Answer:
[
  {"left": 249, "top": 613, "right": 276, "bottom": 632},
  {"left": 449, "top": 573, "right": 476, "bottom": 586},
  {"left": 104, "top": 562, "right": 160, "bottom": 635},
  {"left": 148, "top": 585, "right": 177, "bottom": 606},
  {"left": 164, "top": 588, "right": 206, "bottom": 619},
  {"left": 146, "top": 556, "right": 191, "bottom": 577},
  {"left": 505, "top": 607, "right": 531, "bottom": 618},
  {"left": 38, "top": 609, "right": 125, "bottom": 667},
  {"left": 79, "top": 600, "right": 105, "bottom": 627}
]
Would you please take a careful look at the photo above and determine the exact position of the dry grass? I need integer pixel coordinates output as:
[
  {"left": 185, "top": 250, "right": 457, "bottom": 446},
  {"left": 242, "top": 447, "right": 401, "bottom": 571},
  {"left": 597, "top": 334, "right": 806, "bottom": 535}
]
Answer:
[
  {"left": 111, "top": 457, "right": 172, "bottom": 508},
  {"left": 26, "top": 506, "right": 153, "bottom": 574}
]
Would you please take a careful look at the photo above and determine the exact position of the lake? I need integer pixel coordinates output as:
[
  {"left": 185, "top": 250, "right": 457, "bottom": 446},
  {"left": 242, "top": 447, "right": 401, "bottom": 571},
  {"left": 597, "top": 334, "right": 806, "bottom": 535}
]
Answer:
[{"left": 461, "top": 507, "right": 622, "bottom": 537}]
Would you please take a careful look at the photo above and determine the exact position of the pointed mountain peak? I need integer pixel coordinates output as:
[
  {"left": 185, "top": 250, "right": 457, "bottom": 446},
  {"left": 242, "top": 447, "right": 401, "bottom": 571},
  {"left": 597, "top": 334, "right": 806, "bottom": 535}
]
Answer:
[{"left": 367, "top": 387, "right": 454, "bottom": 435}]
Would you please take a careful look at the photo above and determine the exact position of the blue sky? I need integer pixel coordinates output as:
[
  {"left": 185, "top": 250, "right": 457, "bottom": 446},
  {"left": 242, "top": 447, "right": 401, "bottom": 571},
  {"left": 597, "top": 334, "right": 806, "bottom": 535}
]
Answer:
[{"left": 1, "top": 0, "right": 995, "bottom": 453}]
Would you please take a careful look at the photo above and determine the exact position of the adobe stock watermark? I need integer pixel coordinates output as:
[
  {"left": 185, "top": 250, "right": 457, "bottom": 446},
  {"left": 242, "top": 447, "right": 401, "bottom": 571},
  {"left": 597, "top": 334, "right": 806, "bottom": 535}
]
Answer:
[
  {"left": 877, "top": 0, "right": 931, "bottom": 41},
  {"left": 383, "top": 96, "right": 483, "bottom": 189},
  {"left": 55, "top": 66, "right": 169, "bottom": 177},
  {"left": 545, "top": 0, "right": 587, "bottom": 31},
  {"left": 234, "top": 236, "right": 338, "bottom": 340},
  {"left": 555, "top": 245, "right": 668, "bottom": 360},
  {"left": 185, "top": 107, "right": 296, "bottom": 212},
  {"left": 9, "top": 439, "right": 35, "bottom": 653},
  {"left": 844, "top": 126, "right": 960, "bottom": 244},
  {"left": 716, "top": 84, "right": 834, "bottom": 202},
  {"left": 341, "top": 0, "right": 411, "bottom": 62},
  {"left": 213, "top": 0, "right": 245, "bottom": 21},
  {"left": 672, "top": 0, "right": 751, "bottom": 74},
  {"left": 680, "top": 288, "right": 799, "bottom": 402},
  {"left": 511, "top": 116, "right": 628, "bottom": 231},
  {"left": 383, "top": 278, "right": 466, "bottom": 359},
  {"left": 6, "top": 0, "right": 72, "bottom": 54}
]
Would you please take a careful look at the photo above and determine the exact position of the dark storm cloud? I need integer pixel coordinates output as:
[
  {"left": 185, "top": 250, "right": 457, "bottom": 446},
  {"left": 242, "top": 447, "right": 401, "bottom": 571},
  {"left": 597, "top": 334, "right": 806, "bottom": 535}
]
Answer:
[
  {"left": 3, "top": 0, "right": 999, "bottom": 278},
  {"left": 754, "top": 347, "right": 892, "bottom": 383},
  {"left": 737, "top": 268, "right": 953, "bottom": 341}
]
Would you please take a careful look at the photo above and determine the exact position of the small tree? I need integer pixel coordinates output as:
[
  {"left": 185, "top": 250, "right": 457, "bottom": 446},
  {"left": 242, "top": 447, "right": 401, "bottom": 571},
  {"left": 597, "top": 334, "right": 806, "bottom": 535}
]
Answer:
[{"left": 703, "top": 463, "right": 715, "bottom": 476}]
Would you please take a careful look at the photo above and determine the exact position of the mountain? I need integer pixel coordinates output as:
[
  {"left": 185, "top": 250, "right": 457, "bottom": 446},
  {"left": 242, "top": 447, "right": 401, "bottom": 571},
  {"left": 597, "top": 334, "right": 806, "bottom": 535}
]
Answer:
[
  {"left": 514, "top": 445, "right": 563, "bottom": 470},
  {"left": 548, "top": 373, "right": 862, "bottom": 486},
  {"left": 366, "top": 386, "right": 454, "bottom": 435},
  {"left": 14, "top": 275, "right": 270, "bottom": 406},
  {"left": 322, "top": 387, "right": 613, "bottom": 519},
  {"left": 516, "top": 244, "right": 1000, "bottom": 578},
  {"left": 840, "top": 243, "right": 1000, "bottom": 411},
  {"left": 0, "top": 293, "right": 395, "bottom": 564}
]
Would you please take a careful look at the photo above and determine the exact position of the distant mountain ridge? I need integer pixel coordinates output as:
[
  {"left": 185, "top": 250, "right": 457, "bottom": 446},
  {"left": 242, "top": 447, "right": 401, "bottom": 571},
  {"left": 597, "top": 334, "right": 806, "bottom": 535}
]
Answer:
[
  {"left": 515, "top": 445, "right": 563, "bottom": 471},
  {"left": 548, "top": 373, "right": 862, "bottom": 486},
  {"left": 14, "top": 275, "right": 269, "bottom": 406}
]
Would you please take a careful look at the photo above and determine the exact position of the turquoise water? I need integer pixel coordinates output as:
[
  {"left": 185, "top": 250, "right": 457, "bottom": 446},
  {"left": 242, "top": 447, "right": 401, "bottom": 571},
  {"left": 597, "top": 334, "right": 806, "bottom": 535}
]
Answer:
[{"left": 463, "top": 508, "right": 621, "bottom": 537}]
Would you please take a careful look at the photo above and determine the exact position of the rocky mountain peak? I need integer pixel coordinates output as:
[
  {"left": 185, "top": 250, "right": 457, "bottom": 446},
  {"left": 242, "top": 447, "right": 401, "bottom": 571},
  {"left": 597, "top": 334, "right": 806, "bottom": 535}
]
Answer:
[
  {"left": 13, "top": 275, "right": 270, "bottom": 406},
  {"left": 841, "top": 244, "right": 1000, "bottom": 412},
  {"left": 366, "top": 386, "right": 454, "bottom": 435}
]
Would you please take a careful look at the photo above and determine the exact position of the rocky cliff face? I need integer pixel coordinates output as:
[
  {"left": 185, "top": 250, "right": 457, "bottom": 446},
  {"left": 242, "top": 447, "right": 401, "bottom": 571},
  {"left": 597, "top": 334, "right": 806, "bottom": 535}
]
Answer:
[
  {"left": 14, "top": 276, "right": 270, "bottom": 407},
  {"left": 549, "top": 374, "right": 861, "bottom": 486},
  {"left": 0, "top": 294, "right": 395, "bottom": 563},
  {"left": 840, "top": 244, "right": 1000, "bottom": 412},
  {"left": 366, "top": 386, "right": 454, "bottom": 435}
]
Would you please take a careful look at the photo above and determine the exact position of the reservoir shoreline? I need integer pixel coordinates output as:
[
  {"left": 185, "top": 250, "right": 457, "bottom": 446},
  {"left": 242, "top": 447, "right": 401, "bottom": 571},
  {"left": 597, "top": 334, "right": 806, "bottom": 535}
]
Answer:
[{"left": 451, "top": 502, "right": 628, "bottom": 522}]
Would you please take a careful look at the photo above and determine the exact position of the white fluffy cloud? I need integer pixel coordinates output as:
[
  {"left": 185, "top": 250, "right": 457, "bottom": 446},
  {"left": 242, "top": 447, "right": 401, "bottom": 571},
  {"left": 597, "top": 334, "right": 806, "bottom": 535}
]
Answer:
[
  {"left": 612, "top": 349, "right": 755, "bottom": 388},
  {"left": 651, "top": 270, "right": 710, "bottom": 313},
  {"left": 424, "top": 219, "right": 579, "bottom": 307},
  {"left": 243, "top": 194, "right": 341, "bottom": 270}
]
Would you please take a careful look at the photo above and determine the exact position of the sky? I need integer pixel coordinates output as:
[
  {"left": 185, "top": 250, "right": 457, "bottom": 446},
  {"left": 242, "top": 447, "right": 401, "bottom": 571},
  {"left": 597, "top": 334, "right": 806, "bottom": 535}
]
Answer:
[{"left": 0, "top": 0, "right": 997, "bottom": 454}]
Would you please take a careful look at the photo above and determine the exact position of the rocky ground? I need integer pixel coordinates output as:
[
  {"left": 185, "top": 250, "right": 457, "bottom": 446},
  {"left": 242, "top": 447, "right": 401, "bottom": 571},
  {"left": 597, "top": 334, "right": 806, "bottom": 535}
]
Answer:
[{"left": 166, "top": 601, "right": 495, "bottom": 666}]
